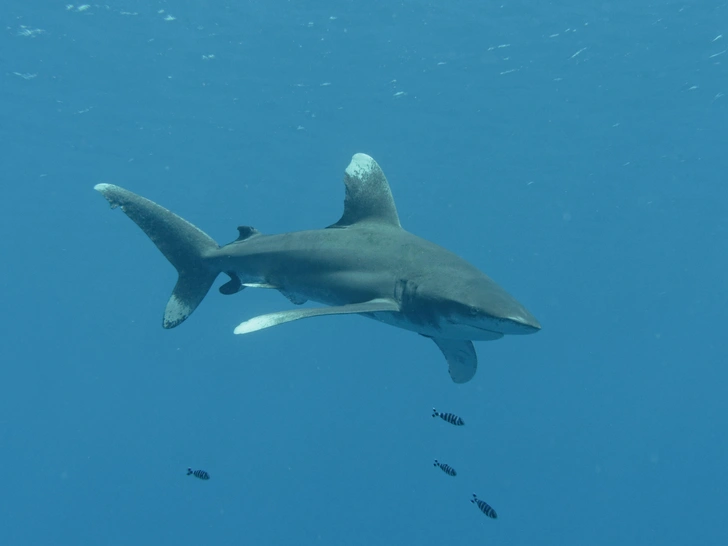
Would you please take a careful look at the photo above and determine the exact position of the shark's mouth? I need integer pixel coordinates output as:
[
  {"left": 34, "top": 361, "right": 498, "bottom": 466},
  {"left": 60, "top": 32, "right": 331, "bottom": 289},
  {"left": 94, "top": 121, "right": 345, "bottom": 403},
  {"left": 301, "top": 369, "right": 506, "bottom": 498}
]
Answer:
[
  {"left": 445, "top": 318, "right": 500, "bottom": 334},
  {"left": 442, "top": 317, "right": 505, "bottom": 341}
]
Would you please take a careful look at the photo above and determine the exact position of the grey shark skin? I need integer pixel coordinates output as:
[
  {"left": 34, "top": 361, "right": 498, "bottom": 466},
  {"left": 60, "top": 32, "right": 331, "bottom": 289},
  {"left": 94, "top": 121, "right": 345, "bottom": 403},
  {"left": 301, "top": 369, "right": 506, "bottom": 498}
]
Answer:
[{"left": 94, "top": 153, "right": 540, "bottom": 383}]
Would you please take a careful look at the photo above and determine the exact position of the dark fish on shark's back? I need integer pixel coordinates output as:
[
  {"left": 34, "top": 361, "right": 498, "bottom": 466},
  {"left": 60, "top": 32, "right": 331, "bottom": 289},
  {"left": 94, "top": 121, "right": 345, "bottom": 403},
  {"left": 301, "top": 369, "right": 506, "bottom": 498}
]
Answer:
[{"left": 94, "top": 153, "right": 540, "bottom": 383}]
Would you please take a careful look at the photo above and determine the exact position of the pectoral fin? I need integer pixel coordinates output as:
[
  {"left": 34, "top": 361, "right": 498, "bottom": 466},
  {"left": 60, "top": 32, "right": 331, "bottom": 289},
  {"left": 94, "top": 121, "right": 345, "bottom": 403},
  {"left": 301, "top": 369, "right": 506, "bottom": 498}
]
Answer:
[
  {"left": 429, "top": 337, "right": 478, "bottom": 384},
  {"left": 233, "top": 298, "right": 401, "bottom": 335}
]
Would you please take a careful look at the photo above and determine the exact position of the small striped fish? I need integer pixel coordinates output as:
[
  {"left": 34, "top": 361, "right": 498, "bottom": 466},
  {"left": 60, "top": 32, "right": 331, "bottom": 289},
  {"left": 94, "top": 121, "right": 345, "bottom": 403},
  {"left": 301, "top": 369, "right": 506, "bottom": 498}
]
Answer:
[
  {"left": 471, "top": 493, "right": 497, "bottom": 519},
  {"left": 187, "top": 468, "right": 210, "bottom": 480},
  {"left": 434, "top": 459, "right": 457, "bottom": 476},
  {"left": 432, "top": 407, "right": 465, "bottom": 426}
]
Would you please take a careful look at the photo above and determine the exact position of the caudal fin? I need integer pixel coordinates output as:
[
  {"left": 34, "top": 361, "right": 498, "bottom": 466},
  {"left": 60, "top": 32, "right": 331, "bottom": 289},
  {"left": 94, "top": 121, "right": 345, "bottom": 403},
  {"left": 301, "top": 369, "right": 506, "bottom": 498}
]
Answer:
[{"left": 95, "top": 183, "right": 220, "bottom": 328}]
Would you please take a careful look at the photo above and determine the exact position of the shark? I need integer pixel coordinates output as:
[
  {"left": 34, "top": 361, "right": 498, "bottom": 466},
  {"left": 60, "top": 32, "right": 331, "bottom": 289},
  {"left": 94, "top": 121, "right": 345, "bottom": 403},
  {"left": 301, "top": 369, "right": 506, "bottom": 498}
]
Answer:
[{"left": 94, "top": 153, "right": 540, "bottom": 383}]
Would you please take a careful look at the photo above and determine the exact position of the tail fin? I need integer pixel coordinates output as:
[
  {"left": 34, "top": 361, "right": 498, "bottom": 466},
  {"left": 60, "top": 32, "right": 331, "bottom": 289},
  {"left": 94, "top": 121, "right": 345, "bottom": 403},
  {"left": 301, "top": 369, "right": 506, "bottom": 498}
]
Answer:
[{"left": 95, "top": 183, "right": 220, "bottom": 328}]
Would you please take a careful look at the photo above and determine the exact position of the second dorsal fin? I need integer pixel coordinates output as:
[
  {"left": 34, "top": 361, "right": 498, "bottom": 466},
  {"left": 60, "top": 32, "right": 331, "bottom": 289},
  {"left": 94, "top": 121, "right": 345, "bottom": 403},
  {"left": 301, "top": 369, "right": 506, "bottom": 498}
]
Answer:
[{"left": 235, "top": 226, "right": 261, "bottom": 241}]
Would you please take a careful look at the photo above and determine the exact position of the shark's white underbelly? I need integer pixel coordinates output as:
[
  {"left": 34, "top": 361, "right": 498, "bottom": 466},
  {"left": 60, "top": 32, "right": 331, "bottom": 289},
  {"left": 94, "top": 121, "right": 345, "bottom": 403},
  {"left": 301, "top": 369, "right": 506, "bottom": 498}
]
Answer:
[{"left": 368, "top": 311, "right": 504, "bottom": 341}]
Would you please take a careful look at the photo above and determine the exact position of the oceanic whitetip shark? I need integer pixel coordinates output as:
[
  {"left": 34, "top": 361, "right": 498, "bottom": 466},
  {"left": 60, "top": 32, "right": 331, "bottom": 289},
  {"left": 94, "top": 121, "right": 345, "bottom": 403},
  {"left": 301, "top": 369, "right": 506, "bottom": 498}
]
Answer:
[{"left": 95, "top": 153, "right": 540, "bottom": 383}]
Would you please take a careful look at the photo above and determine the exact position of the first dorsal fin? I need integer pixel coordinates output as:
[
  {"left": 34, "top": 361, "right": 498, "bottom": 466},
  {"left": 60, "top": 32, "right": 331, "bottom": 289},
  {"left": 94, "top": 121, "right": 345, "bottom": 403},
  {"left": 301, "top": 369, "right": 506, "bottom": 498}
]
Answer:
[
  {"left": 328, "top": 153, "right": 401, "bottom": 229},
  {"left": 235, "top": 226, "right": 261, "bottom": 241}
]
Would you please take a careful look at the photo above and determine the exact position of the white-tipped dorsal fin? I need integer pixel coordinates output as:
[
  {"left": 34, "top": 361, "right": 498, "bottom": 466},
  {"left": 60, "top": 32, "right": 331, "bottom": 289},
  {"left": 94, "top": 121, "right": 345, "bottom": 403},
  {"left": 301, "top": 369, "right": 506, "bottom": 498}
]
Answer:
[{"left": 328, "top": 153, "right": 402, "bottom": 229}]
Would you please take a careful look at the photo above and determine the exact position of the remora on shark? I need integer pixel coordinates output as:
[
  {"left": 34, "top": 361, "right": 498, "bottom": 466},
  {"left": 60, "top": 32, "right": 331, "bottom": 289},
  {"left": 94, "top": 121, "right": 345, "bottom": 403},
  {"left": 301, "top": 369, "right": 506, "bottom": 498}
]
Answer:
[{"left": 95, "top": 153, "right": 540, "bottom": 383}]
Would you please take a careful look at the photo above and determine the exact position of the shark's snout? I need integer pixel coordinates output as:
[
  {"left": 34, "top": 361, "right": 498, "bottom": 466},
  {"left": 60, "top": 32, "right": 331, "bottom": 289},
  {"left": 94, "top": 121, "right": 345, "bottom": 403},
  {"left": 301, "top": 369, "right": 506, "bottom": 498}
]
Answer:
[{"left": 502, "top": 311, "right": 541, "bottom": 334}]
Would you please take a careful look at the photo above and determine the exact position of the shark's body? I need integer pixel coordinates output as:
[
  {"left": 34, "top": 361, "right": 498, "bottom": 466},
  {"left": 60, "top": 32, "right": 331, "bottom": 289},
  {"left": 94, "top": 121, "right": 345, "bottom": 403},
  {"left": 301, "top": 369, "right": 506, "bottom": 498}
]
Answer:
[{"left": 95, "top": 153, "right": 540, "bottom": 383}]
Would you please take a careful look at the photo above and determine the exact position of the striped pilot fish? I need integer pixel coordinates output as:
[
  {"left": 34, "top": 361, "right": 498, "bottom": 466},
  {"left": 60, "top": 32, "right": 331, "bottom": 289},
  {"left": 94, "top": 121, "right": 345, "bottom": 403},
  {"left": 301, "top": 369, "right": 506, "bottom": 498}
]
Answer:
[
  {"left": 471, "top": 493, "right": 497, "bottom": 519},
  {"left": 187, "top": 468, "right": 210, "bottom": 480},
  {"left": 432, "top": 407, "right": 465, "bottom": 426},
  {"left": 434, "top": 459, "right": 457, "bottom": 476}
]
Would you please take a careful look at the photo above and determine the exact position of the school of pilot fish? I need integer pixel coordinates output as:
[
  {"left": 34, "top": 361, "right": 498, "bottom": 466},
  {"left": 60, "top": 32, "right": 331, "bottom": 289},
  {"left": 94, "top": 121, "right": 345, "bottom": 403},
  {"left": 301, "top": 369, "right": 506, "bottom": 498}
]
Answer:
[
  {"left": 431, "top": 408, "right": 498, "bottom": 520},
  {"left": 187, "top": 406, "right": 498, "bottom": 522}
]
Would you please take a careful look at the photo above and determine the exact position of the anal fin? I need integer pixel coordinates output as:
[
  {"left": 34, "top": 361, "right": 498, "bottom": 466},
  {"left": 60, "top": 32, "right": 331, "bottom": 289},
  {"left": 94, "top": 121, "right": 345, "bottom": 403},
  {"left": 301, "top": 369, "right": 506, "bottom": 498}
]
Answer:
[{"left": 219, "top": 273, "right": 243, "bottom": 295}]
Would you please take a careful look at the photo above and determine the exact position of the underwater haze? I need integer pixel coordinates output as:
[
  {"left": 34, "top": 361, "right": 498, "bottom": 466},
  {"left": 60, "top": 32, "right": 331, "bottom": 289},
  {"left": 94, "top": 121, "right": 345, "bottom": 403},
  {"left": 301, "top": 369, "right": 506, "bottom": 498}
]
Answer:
[{"left": 1, "top": 1, "right": 726, "bottom": 545}]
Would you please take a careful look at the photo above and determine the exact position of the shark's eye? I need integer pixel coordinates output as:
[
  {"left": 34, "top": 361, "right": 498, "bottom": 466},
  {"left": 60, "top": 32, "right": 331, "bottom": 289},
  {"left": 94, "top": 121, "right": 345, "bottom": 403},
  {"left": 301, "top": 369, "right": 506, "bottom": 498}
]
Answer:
[{"left": 469, "top": 306, "right": 479, "bottom": 316}]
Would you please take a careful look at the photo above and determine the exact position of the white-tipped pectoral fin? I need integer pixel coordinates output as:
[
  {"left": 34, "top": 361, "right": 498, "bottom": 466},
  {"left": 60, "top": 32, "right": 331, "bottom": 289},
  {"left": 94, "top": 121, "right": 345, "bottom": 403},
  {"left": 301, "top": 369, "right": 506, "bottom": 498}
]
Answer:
[
  {"left": 430, "top": 337, "right": 478, "bottom": 384},
  {"left": 233, "top": 298, "right": 401, "bottom": 335}
]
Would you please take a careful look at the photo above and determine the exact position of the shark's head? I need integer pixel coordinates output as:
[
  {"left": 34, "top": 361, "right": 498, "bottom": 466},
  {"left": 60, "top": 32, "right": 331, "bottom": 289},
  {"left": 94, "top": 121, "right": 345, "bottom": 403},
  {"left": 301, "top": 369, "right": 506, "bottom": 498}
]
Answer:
[
  {"left": 456, "top": 281, "right": 541, "bottom": 338},
  {"left": 413, "top": 272, "right": 541, "bottom": 341}
]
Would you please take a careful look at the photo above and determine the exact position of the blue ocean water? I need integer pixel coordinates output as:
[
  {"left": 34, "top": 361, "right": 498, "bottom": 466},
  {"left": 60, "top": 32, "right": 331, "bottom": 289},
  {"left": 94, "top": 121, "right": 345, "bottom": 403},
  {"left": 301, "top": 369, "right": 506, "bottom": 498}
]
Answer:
[{"left": 1, "top": 1, "right": 726, "bottom": 544}]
